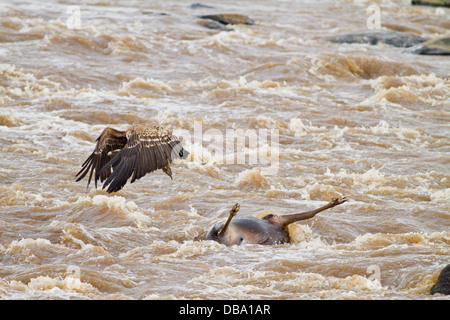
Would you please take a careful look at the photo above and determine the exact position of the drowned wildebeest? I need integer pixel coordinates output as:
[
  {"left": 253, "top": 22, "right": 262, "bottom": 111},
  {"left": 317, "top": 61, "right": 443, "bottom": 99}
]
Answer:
[{"left": 206, "top": 197, "right": 347, "bottom": 246}]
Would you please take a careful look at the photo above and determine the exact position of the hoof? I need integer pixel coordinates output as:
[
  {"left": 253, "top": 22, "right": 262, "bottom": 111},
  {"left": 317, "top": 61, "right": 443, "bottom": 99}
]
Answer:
[{"left": 331, "top": 196, "right": 347, "bottom": 206}]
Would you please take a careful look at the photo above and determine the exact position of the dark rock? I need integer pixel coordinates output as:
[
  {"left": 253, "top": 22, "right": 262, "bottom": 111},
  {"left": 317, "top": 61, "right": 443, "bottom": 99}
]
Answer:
[
  {"left": 431, "top": 264, "right": 450, "bottom": 295},
  {"left": 406, "top": 37, "right": 450, "bottom": 55},
  {"left": 198, "top": 14, "right": 255, "bottom": 25},
  {"left": 411, "top": 0, "right": 450, "bottom": 7},
  {"left": 329, "top": 31, "right": 427, "bottom": 48},
  {"left": 190, "top": 3, "right": 215, "bottom": 9}
]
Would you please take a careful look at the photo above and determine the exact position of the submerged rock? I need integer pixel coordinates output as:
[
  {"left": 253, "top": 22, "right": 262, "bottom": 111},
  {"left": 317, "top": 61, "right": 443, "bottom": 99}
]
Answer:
[
  {"left": 406, "top": 37, "right": 450, "bottom": 55},
  {"left": 411, "top": 0, "right": 450, "bottom": 7},
  {"left": 198, "top": 14, "right": 255, "bottom": 25},
  {"left": 430, "top": 264, "right": 450, "bottom": 295},
  {"left": 196, "top": 19, "right": 233, "bottom": 32},
  {"left": 329, "top": 31, "right": 427, "bottom": 48},
  {"left": 190, "top": 3, "right": 215, "bottom": 9}
]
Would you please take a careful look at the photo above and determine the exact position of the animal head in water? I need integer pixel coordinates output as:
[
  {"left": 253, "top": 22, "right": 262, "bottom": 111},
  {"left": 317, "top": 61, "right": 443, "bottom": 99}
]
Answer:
[{"left": 205, "top": 221, "right": 226, "bottom": 243}]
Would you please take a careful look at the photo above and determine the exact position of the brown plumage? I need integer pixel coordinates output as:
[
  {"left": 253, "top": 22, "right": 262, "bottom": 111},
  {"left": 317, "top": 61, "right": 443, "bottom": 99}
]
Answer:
[{"left": 76, "top": 124, "right": 189, "bottom": 193}]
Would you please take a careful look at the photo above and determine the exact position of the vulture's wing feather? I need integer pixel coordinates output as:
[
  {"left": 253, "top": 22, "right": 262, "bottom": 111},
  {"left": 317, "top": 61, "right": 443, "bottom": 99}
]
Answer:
[{"left": 75, "top": 127, "right": 127, "bottom": 188}]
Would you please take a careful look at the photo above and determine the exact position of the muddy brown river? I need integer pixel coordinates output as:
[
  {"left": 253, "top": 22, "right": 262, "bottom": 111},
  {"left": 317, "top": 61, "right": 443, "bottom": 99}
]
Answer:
[{"left": 0, "top": 0, "right": 449, "bottom": 300}]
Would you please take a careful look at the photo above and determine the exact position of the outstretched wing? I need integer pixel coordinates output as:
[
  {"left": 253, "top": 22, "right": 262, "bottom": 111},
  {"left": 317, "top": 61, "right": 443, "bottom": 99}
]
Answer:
[
  {"left": 75, "top": 127, "right": 128, "bottom": 189},
  {"left": 98, "top": 125, "right": 189, "bottom": 193}
]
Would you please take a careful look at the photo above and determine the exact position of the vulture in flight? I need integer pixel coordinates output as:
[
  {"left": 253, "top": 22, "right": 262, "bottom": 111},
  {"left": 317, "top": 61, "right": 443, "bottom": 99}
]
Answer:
[{"left": 76, "top": 124, "right": 189, "bottom": 193}]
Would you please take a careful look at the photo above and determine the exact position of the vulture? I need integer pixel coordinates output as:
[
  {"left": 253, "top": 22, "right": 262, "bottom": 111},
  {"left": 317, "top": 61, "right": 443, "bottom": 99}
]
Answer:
[{"left": 76, "top": 124, "right": 189, "bottom": 193}]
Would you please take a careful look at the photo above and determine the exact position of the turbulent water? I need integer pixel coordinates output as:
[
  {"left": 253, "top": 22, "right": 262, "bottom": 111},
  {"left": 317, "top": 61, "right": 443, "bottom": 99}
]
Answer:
[{"left": 0, "top": 0, "right": 449, "bottom": 300}]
